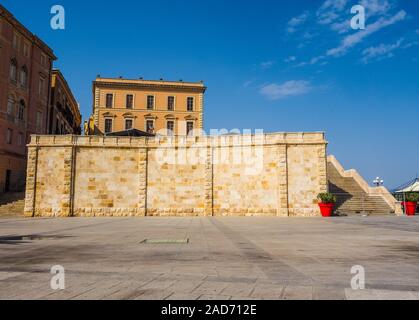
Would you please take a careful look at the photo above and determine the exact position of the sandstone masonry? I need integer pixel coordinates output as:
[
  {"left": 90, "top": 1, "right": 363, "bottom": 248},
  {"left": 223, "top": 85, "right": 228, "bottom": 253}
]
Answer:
[{"left": 24, "top": 132, "right": 328, "bottom": 217}]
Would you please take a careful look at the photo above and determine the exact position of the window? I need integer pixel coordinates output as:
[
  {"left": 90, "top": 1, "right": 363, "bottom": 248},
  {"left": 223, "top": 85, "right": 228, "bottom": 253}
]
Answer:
[
  {"left": 20, "top": 66, "right": 28, "bottom": 88},
  {"left": 40, "top": 54, "right": 47, "bottom": 67},
  {"left": 23, "top": 42, "right": 30, "bottom": 57},
  {"left": 146, "top": 120, "right": 154, "bottom": 134},
  {"left": 38, "top": 76, "right": 45, "bottom": 96},
  {"left": 147, "top": 95, "right": 154, "bottom": 110},
  {"left": 10, "top": 59, "right": 17, "bottom": 81},
  {"left": 126, "top": 94, "right": 134, "bottom": 109},
  {"left": 18, "top": 100, "right": 25, "bottom": 121},
  {"left": 168, "top": 96, "right": 175, "bottom": 111},
  {"left": 104, "top": 118, "right": 113, "bottom": 133},
  {"left": 18, "top": 133, "right": 23, "bottom": 146},
  {"left": 12, "top": 33, "right": 19, "bottom": 50},
  {"left": 167, "top": 121, "right": 174, "bottom": 135},
  {"left": 6, "top": 129, "right": 12, "bottom": 144},
  {"left": 106, "top": 94, "right": 113, "bottom": 108},
  {"left": 7, "top": 96, "right": 15, "bottom": 116},
  {"left": 186, "top": 121, "right": 194, "bottom": 136},
  {"left": 125, "top": 119, "right": 133, "bottom": 130},
  {"left": 187, "top": 97, "right": 194, "bottom": 111}
]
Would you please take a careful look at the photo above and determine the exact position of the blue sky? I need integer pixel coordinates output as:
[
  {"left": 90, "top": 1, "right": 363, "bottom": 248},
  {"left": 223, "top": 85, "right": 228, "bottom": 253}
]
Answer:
[{"left": 3, "top": 0, "right": 419, "bottom": 188}]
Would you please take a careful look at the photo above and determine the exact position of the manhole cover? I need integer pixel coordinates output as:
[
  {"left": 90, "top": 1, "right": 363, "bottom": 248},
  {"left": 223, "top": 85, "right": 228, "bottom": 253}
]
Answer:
[{"left": 141, "top": 239, "right": 189, "bottom": 244}]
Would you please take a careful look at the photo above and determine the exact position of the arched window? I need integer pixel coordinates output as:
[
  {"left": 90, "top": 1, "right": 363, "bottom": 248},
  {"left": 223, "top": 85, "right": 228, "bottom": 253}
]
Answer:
[
  {"left": 18, "top": 100, "right": 25, "bottom": 121},
  {"left": 20, "top": 66, "right": 28, "bottom": 88},
  {"left": 10, "top": 59, "right": 17, "bottom": 81},
  {"left": 7, "top": 95, "right": 15, "bottom": 116}
]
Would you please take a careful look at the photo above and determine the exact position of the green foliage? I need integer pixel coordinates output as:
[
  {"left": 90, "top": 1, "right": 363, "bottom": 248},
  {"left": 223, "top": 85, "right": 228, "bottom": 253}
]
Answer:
[
  {"left": 317, "top": 193, "right": 337, "bottom": 204},
  {"left": 405, "top": 193, "right": 419, "bottom": 202}
]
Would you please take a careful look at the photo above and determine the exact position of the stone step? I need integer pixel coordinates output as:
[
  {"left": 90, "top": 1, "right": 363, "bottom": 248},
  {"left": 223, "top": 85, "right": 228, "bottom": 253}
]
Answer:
[
  {"left": 0, "top": 198, "right": 25, "bottom": 216},
  {"left": 327, "top": 159, "right": 394, "bottom": 215},
  {"left": 0, "top": 200, "right": 25, "bottom": 208}
]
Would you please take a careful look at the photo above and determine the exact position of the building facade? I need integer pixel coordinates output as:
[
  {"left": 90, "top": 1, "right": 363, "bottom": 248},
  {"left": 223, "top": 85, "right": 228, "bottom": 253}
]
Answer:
[
  {"left": 86, "top": 77, "right": 206, "bottom": 136},
  {"left": 48, "top": 70, "right": 81, "bottom": 135},
  {"left": 0, "top": 5, "right": 56, "bottom": 193}
]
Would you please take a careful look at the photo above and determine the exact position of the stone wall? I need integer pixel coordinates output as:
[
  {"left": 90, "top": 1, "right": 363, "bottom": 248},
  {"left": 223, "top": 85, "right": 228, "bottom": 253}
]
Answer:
[{"left": 24, "top": 133, "right": 328, "bottom": 217}]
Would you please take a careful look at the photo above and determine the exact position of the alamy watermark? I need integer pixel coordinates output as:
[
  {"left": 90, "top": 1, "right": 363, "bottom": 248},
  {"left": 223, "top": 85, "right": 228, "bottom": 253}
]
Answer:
[
  {"left": 351, "top": 265, "right": 366, "bottom": 290},
  {"left": 50, "top": 265, "right": 65, "bottom": 290},
  {"left": 153, "top": 128, "right": 266, "bottom": 176},
  {"left": 49, "top": 4, "right": 366, "bottom": 32},
  {"left": 50, "top": 5, "right": 65, "bottom": 30},
  {"left": 351, "top": 5, "right": 366, "bottom": 30}
]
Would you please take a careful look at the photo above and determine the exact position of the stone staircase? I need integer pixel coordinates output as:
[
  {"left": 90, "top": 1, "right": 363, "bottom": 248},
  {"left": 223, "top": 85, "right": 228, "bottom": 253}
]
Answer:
[
  {"left": 327, "top": 156, "right": 401, "bottom": 215},
  {"left": 0, "top": 192, "right": 25, "bottom": 217}
]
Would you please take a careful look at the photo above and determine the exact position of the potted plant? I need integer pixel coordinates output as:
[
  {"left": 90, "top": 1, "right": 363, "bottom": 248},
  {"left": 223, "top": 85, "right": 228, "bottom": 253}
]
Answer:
[
  {"left": 403, "top": 193, "right": 419, "bottom": 216},
  {"left": 317, "top": 193, "right": 337, "bottom": 217}
]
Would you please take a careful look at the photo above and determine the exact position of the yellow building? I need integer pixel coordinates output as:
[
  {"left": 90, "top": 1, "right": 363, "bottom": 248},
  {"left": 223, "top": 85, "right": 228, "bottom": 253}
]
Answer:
[{"left": 86, "top": 77, "right": 206, "bottom": 136}]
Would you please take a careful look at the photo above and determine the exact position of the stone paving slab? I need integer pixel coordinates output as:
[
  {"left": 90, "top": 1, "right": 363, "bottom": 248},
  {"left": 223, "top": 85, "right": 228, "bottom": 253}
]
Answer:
[
  {"left": 345, "top": 289, "right": 419, "bottom": 300},
  {"left": 0, "top": 216, "right": 418, "bottom": 300}
]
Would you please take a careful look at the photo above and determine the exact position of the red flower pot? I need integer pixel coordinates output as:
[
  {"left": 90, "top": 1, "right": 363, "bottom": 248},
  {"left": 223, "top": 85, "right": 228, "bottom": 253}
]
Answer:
[
  {"left": 403, "top": 202, "right": 417, "bottom": 216},
  {"left": 319, "top": 203, "right": 334, "bottom": 217}
]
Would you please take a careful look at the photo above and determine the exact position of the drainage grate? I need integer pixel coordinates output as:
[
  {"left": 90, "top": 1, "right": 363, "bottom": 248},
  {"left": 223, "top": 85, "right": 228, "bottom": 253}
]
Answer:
[{"left": 141, "top": 239, "right": 189, "bottom": 244}]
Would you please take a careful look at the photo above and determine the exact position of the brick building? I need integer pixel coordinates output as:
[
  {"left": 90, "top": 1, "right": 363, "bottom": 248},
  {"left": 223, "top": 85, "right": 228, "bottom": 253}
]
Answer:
[
  {"left": 0, "top": 5, "right": 56, "bottom": 193},
  {"left": 0, "top": 5, "right": 81, "bottom": 194}
]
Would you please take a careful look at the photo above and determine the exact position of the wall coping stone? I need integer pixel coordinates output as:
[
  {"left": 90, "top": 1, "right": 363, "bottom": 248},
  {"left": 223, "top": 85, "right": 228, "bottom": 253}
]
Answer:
[{"left": 28, "top": 132, "right": 327, "bottom": 149}]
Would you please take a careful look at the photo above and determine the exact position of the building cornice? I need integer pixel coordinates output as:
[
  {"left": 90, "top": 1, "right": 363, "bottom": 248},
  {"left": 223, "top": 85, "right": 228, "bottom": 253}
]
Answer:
[
  {"left": 0, "top": 149, "right": 26, "bottom": 159},
  {"left": 93, "top": 79, "right": 207, "bottom": 93},
  {"left": 0, "top": 4, "right": 56, "bottom": 60}
]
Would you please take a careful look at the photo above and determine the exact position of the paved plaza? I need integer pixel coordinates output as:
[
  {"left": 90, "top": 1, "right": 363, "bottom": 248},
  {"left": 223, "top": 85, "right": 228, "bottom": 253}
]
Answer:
[{"left": 0, "top": 216, "right": 418, "bottom": 300}]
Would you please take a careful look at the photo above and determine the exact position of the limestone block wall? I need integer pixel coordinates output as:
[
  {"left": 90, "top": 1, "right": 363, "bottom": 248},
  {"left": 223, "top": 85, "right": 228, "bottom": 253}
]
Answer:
[
  {"left": 147, "top": 148, "right": 207, "bottom": 216},
  {"left": 73, "top": 148, "right": 141, "bottom": 217},
  {"left": 24, "top": 133, "right": 328, "bottom": 218},
  {"left": 33, "top": 148, "right": 67, "bottom": 217},
  {"left": 288, "top": 145, "right": 328, "bottom": 216},
  {"left": 213, "top": 145, "right": 279, "bottom": 216}
]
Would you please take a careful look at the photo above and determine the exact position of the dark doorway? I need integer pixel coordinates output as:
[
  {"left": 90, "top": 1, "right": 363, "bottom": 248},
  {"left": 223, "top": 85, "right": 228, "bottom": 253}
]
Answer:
[{"left": 5, "top": 170, "right": 11, "bottom": 192}]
